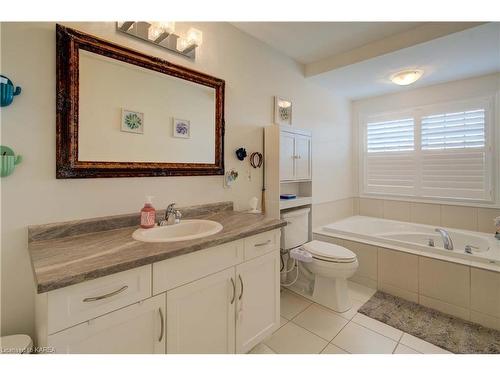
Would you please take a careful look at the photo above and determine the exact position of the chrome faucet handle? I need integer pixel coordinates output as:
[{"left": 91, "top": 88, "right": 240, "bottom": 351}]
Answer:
[{"left": 174, "top": 210, "right": 182, "bottom": 224}]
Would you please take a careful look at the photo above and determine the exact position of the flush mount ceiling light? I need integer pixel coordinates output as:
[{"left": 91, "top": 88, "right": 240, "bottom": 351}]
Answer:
[
  {"left": 117, "top": 22, "right": 202, "bottom": 60},
  {"left": 390, "top": 69, "right": 424, "bottom": 86}
]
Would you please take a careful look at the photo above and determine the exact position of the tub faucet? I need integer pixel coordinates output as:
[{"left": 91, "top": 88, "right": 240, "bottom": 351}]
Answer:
[{"left": 435, "top": 228, "right": 454, "bottom": 250}]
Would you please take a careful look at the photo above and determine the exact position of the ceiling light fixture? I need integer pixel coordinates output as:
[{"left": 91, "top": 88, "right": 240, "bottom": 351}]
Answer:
[{"left": 390, "top": 69, "right": 424, "bottom": 86}]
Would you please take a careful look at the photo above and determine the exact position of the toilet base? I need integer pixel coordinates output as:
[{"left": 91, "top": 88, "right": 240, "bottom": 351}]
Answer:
[{"left": 312, "top": 275, "right": 352, "bottom": 313}]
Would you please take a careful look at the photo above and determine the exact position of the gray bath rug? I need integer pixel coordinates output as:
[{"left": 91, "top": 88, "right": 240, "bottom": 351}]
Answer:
[{"left": 358, "top": 291, "right": 500, "bottom": 354}]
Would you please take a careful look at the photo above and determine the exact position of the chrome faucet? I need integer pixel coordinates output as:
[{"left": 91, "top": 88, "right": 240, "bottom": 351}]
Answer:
[
  {"left": 158, "top": 203, "right": 182, "bottom": 226},
  {"left": 435, "top": 228, "right": 454, "bottom": 250}
]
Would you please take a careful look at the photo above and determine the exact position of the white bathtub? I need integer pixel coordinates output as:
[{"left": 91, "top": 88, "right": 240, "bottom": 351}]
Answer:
[{"left": 314, "top": 216, "right": 500, "bottom": 272}]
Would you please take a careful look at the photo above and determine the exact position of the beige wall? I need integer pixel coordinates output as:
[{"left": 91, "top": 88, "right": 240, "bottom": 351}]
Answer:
[{"left": 0, "top": 22, "right": 353, "bottom": 336}]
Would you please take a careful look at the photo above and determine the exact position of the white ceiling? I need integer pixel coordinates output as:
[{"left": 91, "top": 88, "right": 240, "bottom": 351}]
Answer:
[
  {"left": 231, "top": 22, "right": 423, "bottom": 64},
  {"left": 309, "top": 22, "right": 500, "bottom": 99}
]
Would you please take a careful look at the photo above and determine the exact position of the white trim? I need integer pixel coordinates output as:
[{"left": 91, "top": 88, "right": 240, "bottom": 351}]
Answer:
[{"left": 358, "top": 95, "right": 497, "bottom": 205}]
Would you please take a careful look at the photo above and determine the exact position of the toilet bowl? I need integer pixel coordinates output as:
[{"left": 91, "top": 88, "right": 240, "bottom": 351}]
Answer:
[
  {"left": 280, "top": 207, "right": 359, "bottom": 313},
  {"left": 302, "top": 240, "right": 358, "bottom": 312}
]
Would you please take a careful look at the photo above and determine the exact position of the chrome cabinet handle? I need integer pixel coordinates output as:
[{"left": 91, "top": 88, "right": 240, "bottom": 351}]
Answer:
[
  {"left": 158, "top": 307, "right": 164, "bottom": 342},
  {"left": 82, "top": 285, "right": 128, "bottom": 302},
  {"left": 238, "top": 275, "right": 244, "bottom": 300},
  {"left": 230, "top": 277, "right": 236, "bottom": 304},
  {"left": 255, "top": 239, "right": 271, "bottom": 247}
]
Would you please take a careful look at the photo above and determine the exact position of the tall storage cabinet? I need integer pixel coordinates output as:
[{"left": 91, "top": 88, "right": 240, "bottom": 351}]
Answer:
[{"left": 265, "top": 124, "right": 313, "bottom": 220}]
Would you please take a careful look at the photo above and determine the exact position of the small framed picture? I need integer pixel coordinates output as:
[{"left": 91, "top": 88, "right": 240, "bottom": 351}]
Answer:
[
  {"left": 274, "top": 96, "right": 292, "bottom": 126},
  {"left": 121, "top": 109, "right": 144, "bottom": 134},
  {"left": 173, "top": 118, "right": 191, "bottom": 138}
]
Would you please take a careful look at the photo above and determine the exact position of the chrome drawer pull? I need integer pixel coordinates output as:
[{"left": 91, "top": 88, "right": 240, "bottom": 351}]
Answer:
[
  {"left": 82, "top": 285, "right": 128, "bottom": 302},
  {"left": 230, "top": 277, "right": 236, "bottom": 304},
  {"left": 158, "top": 307, "right": 164, "bottom": 342},
  {"left": 255, "top": 239, "right": 271, "bottom": 247}
]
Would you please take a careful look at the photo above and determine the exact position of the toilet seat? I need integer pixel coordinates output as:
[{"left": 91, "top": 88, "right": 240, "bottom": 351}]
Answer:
[{"left": 302, "top": 240, "right": 357, "bottom": 263}]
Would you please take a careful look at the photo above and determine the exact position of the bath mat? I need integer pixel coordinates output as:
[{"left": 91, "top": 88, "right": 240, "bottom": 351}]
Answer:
[{"left": 358, "top": 291, "right": 500, "bottom": 354}]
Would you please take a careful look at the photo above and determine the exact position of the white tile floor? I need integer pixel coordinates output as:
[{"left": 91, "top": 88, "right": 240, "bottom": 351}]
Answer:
[{"left": 249, "top": 281, "right": 452, "bottom": 354}]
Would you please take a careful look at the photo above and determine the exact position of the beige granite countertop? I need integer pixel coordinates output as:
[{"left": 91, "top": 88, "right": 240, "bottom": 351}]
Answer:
[{"left": 28, "top": 205, "right": 285, "bottom": 293}]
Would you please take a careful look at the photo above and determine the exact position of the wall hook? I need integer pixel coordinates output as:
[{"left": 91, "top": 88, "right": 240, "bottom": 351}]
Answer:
[
  {"left": 235, "top": 147, "right": 247, "bottom": 161},
  {"left": 0, "top": 145, "right": 22, "bottom": 177},
  {"left": 1, "top": 75, "right": 22, "bottom": 107}
]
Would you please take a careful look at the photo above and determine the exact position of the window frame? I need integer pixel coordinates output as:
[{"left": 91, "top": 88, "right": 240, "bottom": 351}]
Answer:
[{"left": 358, "top": 96, "right": 496, "bottom": 205}]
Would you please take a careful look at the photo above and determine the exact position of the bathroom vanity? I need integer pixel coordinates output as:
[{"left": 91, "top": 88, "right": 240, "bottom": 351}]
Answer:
[{"left": 28, "top": 202, "right": 285, "bottom": 354}]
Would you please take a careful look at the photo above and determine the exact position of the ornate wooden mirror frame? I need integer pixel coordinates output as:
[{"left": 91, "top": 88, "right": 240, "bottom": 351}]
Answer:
[{"left": 56, "top": 24, "right": 225, "bottom": 178}]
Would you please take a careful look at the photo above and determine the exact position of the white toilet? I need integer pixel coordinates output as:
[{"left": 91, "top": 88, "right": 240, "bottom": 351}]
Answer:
[
  {"left": 0, "top": 334, "right": 33, "bottom": 354},
  {"left": 281, "top": 208, "right": 359, "bottom": 312}
]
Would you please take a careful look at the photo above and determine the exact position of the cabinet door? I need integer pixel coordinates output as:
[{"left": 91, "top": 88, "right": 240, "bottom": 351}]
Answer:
[
  {"left": 48, "top": 294, "right": 166, "bottom": 354},
  {"left": 294, "top": 134, "right": 311, "bottom": 180},
  {"left": 235, "top": 251, "right": 280, "bottom": 353},
  {"left": 280, "top": 131, "right": 295, "bottom": 181},
  {"left": 166, "top": 268, "right": 236, "bottom": 354}
]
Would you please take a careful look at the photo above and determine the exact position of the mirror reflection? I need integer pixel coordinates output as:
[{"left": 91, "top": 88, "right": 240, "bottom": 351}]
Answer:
[{"left": 78, "top": 50, "right": 216, "bottom": 164}]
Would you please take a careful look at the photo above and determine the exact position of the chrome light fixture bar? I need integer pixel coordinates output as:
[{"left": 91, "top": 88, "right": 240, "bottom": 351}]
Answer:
[{"left": 116, "top": 22, "right": 202, "bottom": 60}]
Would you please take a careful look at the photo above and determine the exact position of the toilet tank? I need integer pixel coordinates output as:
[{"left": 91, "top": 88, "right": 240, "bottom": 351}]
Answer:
[{"left": 281, "top": 207, "right": 310, "bottom": 250}]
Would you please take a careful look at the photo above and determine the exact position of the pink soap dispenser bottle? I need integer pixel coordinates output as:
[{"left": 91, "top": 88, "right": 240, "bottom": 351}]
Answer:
[{"left": 140, "top": 196, "right": 156, "bottom": 229}]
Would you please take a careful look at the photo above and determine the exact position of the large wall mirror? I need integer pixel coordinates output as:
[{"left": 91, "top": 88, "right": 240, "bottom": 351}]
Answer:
[{"left": 56, "top": 24, "right": 225, "bottom": 178}]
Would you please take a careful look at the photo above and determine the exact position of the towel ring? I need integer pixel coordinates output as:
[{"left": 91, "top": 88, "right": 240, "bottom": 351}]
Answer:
[{"left": 250, "top": 152, "right": 263, "bottom": 168}]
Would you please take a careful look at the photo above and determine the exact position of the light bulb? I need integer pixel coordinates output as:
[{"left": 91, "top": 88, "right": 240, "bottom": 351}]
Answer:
[
  {"left": 159, "top": 22, "right": 175, "bottom": 34},
  {"left": 177, "top": 37, "right": 190, "bottom": 52},
  {"left": 148, "top": 24, "right": 163, "bottom": 40},
  {"left": 186, "top": 27, "right": 203, "bottom": 46},
  {"left": 148, "top": 22, "right": 175, "bottom": 40},
  {"left": 390, "top": 69, "right": 424, "bottom": 86}
]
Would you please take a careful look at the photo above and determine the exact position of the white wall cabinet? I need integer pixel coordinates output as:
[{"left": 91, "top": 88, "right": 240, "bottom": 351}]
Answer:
[
  {"left": 47, "top": 293, "right": 165, "bottom": 354},
  {"left": 36, "top": 229, "right": 281, "bottom": 354},
  {"left": 279, "top": 129, "right": 311, "bottom": 181}
]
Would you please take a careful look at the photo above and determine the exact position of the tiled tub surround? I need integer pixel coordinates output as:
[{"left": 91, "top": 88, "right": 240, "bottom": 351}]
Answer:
[
  {"left": 28, "top": 201, "right": 284, "bottom": 293},
  {"left": 356, "top": 197, "right": 500, "bottom": 234},
  {"left": 30, "top": 201, "right": 286, "bottom": 353},
  {"left": 314, "top": 218, "right": 500, "bottom": 331}
]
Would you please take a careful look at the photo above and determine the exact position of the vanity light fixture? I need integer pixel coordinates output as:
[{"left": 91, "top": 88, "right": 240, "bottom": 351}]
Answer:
[
  {"left": 390, "top": 69, "right": 424, "bottom": 86},
  {"left": 116, "top": 22, "right": 202, "bottom": 60}
]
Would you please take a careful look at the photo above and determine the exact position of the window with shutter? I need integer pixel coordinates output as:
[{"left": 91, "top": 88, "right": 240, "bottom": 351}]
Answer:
[
  {"left": 361, "top": 98, "right": 493, "bottom": 203},
  {"left": 420, "top": 109, "right": 489, "bottom": 200},
  {"left": 365, "top": 117, "right": 416, "bottom": 196}
]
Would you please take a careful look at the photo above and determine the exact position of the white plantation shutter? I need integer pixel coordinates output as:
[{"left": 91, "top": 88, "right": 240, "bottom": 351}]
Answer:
[
  {"left": 420, "top": 109, "right": 490, "bottom": 200},
  {"left": 365, "top": 117, "right": 416, "bottom": 195},
  {"left": 362, "top": 99, "right": 493, "bottom": 202}
]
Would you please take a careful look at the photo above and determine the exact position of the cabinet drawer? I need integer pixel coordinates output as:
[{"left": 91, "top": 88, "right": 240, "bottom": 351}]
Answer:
[
  {"left": 153, "top": 240, "right": 244, "bottom": 294},
  {"left": 47, "top": 265, "right": 152, "bottom": 334},
  {"left": 244, "top": 230, "right": 280, "bottom": 260}
]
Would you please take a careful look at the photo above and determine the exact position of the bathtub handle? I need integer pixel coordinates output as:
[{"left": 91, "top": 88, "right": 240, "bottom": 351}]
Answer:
[{"left": 465, "top": 245, "right": 479, "bottom": 254}]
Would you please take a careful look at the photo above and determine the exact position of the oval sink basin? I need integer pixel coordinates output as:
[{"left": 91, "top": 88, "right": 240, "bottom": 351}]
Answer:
[{"left": 132, "top": 219, "right": 223, "bottom": 243}]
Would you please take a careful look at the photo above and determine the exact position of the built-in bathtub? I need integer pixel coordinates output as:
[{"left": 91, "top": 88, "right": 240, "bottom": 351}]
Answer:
[
  {"left": 312, "top": 216, "right": 500, "bottom": 330},
  {"left": 315, "top": 215, "right": 500, "bottom": 272}
]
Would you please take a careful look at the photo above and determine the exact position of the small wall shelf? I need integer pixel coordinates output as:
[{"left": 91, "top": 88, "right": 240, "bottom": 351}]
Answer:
[{"left": 279, "top": 196, "right": 312, "bottom": 210}]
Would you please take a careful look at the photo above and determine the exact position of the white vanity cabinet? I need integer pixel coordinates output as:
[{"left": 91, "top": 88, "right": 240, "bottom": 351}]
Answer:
[
  {"left": 35, "top": 229, "right": 281, "bottom": 354},
  {"left": 47, "top": 293, "right": 166, "bottom": 354},
  {"left": 166, "top": 268, "right": 236, "bottom": 354},
  {"left": 279, "top": 128, "right": 312, "bottom": 181},
  {"left": 235, "top": 251, "right": 280, "bottom": 353}
]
